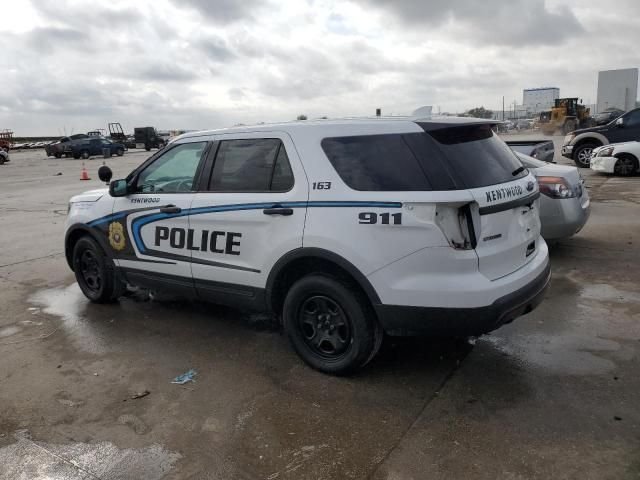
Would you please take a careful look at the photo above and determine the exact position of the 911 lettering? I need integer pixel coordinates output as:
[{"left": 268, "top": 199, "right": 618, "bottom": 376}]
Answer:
[{"left": 155, "top": 226, "right": 241, "bottom": 255}]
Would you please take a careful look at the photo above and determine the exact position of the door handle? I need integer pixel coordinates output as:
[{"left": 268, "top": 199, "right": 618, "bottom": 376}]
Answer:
[
  {"left": 160, "top": 204, "right": 182, "bottom": 214},
  {"left": 263, "top": 205, "right": 294, "bottom": 216}
]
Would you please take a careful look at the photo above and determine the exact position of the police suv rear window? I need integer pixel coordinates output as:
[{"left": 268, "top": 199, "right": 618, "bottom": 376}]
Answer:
[{"left": 419, "top": 123, "right": 528, "bottom": 188}]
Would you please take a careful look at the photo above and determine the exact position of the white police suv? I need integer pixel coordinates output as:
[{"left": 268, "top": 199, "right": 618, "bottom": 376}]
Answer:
[{"left": 65, "top": 118, "right": 550, "bottom": 374}]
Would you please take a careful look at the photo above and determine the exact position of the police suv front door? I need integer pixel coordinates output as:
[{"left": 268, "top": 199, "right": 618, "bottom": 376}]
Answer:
[
  {"left": 111, "top": 141, "right": 209, "bottom": 291},
  {"left": 189, "top": 133, "right": 308, "bottom": 303}
]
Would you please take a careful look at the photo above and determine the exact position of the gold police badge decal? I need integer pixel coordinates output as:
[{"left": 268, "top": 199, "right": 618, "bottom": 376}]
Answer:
[{"left": 108, "top": 221, "right": 126, "bottom": 251}]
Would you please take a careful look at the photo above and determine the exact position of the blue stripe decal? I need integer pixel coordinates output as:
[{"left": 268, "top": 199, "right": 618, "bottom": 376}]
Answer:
[
  {"left": 87, "top": 212, "right": 127, "bottom": 227},
  {"left": 87, "top": 201, "right": 402, "bottom": 254}
]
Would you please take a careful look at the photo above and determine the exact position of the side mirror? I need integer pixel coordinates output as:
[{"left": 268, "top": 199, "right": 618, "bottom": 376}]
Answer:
[
  {"left": 98, "top": 165, "right": 113, "bottom": 184},
  {"left": 109, "top": 179, "right": 129, "bottom": 197},
  {"left": 616, "top": 117, "right": 624, "bottom": 127}
]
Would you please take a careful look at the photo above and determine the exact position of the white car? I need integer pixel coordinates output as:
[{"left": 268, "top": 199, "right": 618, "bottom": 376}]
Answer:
[
  {"left": 517, "top": 153, "right": 590, "bottom": 241},
  {"left": 65, "top": 118, "right": 550, "bottom": 374},
  {"left": 590, "top": 142, "right": 640, "bottom": 176}
]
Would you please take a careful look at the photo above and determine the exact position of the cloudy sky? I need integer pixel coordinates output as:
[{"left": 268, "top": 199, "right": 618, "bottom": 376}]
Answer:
[{"left": 0, "top": 0, "right": 638, "bottom": 135}]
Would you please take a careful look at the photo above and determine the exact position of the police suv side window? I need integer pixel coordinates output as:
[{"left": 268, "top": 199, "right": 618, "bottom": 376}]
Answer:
[
  {"left": 321, "top": 134, "right": 434, "bottom": 191},
  {"left": 208, "top": 139, "right": 293, "bottom": 192},
  {"left": 135, "top": 142, "right": 206, "bottom": 194}
]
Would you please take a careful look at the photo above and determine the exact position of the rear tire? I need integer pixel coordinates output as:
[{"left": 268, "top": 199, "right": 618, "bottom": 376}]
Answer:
[
  {"left": 283, "top": 274, "right": 379, "bottom": 374},
  {"left": 54, "top": 152, "right": 62, "bottom": 158},
  {"left": 72, "top": 236, "right": 124, "bottom": 303},
  {"left": 145, "top": 144, "right": 151, "bottom": 151},
  {"left": 613, "top": 154, "right": 639, "bottom": 177},
  {"left": 573, "top": 142, "right": 597, "bottom": 168},
  {"left": 116, "top": 147, "right": 124, "bottom": 156},
  {"left": 73, "top": 152, "right": 81, "bottom": 159}
]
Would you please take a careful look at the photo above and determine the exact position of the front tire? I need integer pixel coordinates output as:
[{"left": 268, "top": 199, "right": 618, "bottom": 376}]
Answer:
[
  {"left": 573, "top": 143, "right": 597, "bottom": 168},
  {"left": 613, "top": 154, "right": 638, "bottom": 176},
  {"left": 81, "top": 150, "right": 90, "bottom": 160},
  {"left": 72, "top": 236, "right": 124, "bottom": 303},
  {"left": 283, "top": 275, "right": 380, "bottom": 374},
  {"left": 54, "top": 152, "right": 62, "bottom": 158}
]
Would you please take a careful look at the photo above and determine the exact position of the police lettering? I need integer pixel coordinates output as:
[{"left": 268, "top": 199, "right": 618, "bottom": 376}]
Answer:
[{"left": 155, "top": 226, "right": 241, "bottom": 255}]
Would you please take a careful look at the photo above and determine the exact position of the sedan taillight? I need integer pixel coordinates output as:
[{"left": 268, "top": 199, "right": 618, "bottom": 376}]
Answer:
[{"left": 537, "top": 176, "right": 576, "bottom": 199}]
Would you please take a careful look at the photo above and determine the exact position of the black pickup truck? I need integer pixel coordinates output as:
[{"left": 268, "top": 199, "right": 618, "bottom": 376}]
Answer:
[
  {"left": 69, "top": 138, "right": 126, "bottom": 159},
  {"left": 562, "top": 107, "right": 640, "bottom": 167}
]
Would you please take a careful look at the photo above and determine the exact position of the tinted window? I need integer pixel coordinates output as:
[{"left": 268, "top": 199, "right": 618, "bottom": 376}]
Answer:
[
  {"left": 421, "top": 123, "right": 527, "bottom": 188},
  {"left": 624, "top": 109, "right": 640, "bottom": 127},
  {"left": 136, "top": 142, "right": 206, "bottom": 193},
  {"left": 321, "top": 135, "right": 433, "bottom": 191},
  {"left": 270, "top": 145, "right": 294, "bottom": 191},
  {"left": 209, "top": 139, "right": 292, "bottom": 192}
]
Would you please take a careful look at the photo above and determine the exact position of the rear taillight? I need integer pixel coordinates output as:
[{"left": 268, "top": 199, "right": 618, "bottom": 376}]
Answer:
[{"left": 537, "top": 176, "right": 576, "bottom": 199}]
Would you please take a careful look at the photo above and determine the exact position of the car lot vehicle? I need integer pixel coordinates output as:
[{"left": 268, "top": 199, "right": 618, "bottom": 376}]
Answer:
[
  {"left": 516, "top": 153, "right": 590, "bottom": 240},
  {"left": 69, "top": 138, "right": 126, "bottom": 159},
  {"left": 562, "top": 107, "right": 640, "bottom": 168},
  {"left": 0, "top": 149, "right": 8, "bottom": 164},
  {"left": 65, "top": 118, "right": 550, "bottom": 374},
  {"left": 134, "top": 126, "right": 165, "bottom": 151},
  {"left": 46, "top": 134, "right": 90, "bottom": 158},
  {"left": 593, "top": 109, "right": 624, "bottom": 126},
  {"left": 506, "top": 139, "right": 555, "bottom": 163},
  {"left": 0, "top": 129, "right": 13, "bottom": 152},
  {"left": 590, "top": 142, "right": 640, "bottom": 176},
  {"left": 539, "top": 97, "right": 593, "bottom": 135}
]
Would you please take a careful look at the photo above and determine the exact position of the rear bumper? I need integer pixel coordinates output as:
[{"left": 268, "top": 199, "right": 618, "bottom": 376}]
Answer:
[
  {"left": 539, "top": 194, "right": 590, "bottom": 241},
  {"left": 375, "top": 261, "right": 551, "bottom": 337}
]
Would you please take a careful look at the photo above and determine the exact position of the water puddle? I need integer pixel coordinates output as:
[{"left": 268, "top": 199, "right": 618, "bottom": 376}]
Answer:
[
  {"left": 580, "top": 283, "right": 640, "bottom": 304},
  {"left": 482, "top": 333, "right": 618, "bottom": 376},
  {"left": 28, "top": 284, "right": 109, "bottom": 354},
  {"left": 0, "top": 430, "right": 180, "bottom": 480}
]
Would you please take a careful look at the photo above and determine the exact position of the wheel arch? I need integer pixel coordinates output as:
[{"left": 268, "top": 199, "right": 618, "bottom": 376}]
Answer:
[
  {"left": 571, "top": 132, "right": 607, "bottom": 149},
  {"left": 65, "top": 224, "right": 112, "bottom": 270},
  {"left": 265, "top": 248, "right": 381, "bottom": 317}
]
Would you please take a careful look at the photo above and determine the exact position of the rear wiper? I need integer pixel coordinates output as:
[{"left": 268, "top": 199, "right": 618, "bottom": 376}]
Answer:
[{"left": 511, "top": 166, "right": 525, "bottom": 176}]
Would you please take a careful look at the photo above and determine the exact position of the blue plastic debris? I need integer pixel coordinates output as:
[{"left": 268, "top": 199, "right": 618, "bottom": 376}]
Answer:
[{"left": 171, "top": 369, "right": 197, "bottom": 385}]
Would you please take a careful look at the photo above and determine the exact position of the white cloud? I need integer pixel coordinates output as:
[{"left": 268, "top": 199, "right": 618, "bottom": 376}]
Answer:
[{"left": 0, "top": 0, "right": 638, "bottom": 135}]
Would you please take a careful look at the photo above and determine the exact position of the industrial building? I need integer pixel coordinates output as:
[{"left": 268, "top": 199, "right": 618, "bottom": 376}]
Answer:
[
  {"left": 597, "top": 68, "right": 638, "bottom": 113},
  {"left": 523, "top": 87, "right": 560, "bottom": 113}
]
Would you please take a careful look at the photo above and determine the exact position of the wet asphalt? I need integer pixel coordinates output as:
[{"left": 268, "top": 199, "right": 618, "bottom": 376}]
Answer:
[{"left": 0, "top": 138, "right": 638, "bottom": 479}]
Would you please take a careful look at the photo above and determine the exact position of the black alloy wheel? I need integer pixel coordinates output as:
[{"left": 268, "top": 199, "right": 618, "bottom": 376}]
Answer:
[
  {"left": 79, "top": 249, "right": 102, "bottom": 294},
  {"left": 283, "top": 274, "right": 381, "bottom": 374},
  {"left": 72, "top": 236, "right": 124, "bottom": 303},
  {"left": 298, "top": 295, "right": 351, "bottom": 359},
  {"left": 613, "top": 155, "right": 638, "bottom": 176},
  {"left": 574, "top": 143, "right": 597, "bottom": 168}
]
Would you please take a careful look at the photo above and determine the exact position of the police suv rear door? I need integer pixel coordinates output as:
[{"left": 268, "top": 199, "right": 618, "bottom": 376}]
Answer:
[
  {"left": 421, "top": 122, "right": 541, "bottom": 280},
  {"left": 189, "top": 132, "right": 308, "bottom": 306},
  {"left": 110, "top": 140, "right": 209, "bottom": 292}
]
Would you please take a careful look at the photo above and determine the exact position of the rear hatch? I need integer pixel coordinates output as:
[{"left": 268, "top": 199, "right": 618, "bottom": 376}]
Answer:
[{"left": 417, "top": 122, "right": 541, "bottom": 280}]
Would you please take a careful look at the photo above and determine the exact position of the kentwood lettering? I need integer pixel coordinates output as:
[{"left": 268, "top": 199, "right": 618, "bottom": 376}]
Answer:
[{"left": 485, "top": 185, "right": 523, "bottom": 203}]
